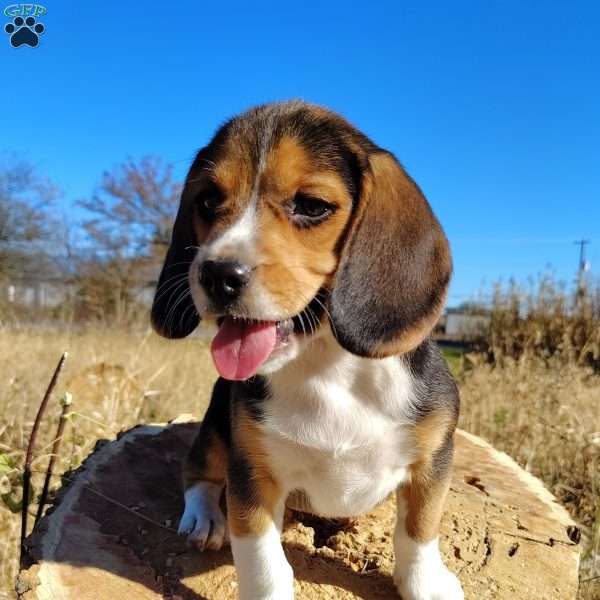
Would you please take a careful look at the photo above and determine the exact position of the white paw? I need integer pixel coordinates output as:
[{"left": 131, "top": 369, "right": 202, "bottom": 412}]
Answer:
[
  {"left": 231, "top": 522, "right": 294, "bottom": 600},
  {"left": 394, "top": 563, "right": 463, "bottom": 600},
  {"left": 178, "top": 482, "right": 228, "bottom": 551}
]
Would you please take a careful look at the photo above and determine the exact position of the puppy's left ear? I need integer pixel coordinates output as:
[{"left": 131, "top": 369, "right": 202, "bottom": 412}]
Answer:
[
  {"left": 151, "top": 193, "right": 199, "bottom": 339},
  {"left": 329, "top": 151, "right": 451, "bottom": 357}
]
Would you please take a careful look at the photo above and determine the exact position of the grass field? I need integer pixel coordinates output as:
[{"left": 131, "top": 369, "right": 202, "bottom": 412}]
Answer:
[{"left": 0, "top": 327, "right": 598, "bottom": 599}]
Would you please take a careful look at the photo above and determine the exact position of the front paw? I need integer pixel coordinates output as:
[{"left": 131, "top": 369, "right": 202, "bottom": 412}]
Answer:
[
  {"left": 394, "top": 563, "right": 463, "bottom": 600},
  {"left": 178, "top": 482, "right": 228, "bottom": 551}
]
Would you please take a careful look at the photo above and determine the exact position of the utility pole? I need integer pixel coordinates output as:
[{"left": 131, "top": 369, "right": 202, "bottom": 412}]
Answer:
[{"left": 574, "top": 239, "right": 590, "bottom": 302}]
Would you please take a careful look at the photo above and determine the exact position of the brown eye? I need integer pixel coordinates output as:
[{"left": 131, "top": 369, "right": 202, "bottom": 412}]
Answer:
[
  {"left": 202, "top": 195, "right": 219, "bottom": 211},
  {"left": 291, "top": 193, "right": 335, "bottom": 225},
  {"left": 195, "top": 187, "right": 223, "bottom": 222}
]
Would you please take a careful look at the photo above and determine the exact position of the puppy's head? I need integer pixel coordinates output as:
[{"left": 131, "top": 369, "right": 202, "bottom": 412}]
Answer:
[{"left": 151, "top": 101, "right": 451, "bottom": 378}]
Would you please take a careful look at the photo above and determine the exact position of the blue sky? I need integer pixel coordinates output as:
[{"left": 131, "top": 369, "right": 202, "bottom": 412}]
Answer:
[{"left": 2, "top": 1, "right": 599, "bottom": 305}]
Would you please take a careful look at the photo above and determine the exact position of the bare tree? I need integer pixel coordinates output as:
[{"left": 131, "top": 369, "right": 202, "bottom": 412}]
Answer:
[
  {"left": 79, "top": 156, "right": 182, "bottom": 256},
  {"left": 76, "top": 156, "right": 182, "bottom": 323},
  {"left": 0, "top": 158, "right": 60, "bottom": 280}
]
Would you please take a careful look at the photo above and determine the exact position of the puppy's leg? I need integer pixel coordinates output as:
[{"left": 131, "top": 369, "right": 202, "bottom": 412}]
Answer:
[
  {"left": 178, "top": 379, "right": 231, "bottom": 551},
  {"left": 393, "top": 435, "right": 463, "bottom": 600},
  {"left": 227, "top": 412, "right": 293, "bottom": 600}
]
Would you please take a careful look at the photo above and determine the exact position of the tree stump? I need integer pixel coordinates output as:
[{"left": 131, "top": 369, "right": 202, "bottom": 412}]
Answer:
[{"left": 17, "top": 416, "right": 581, "bottom": 600}]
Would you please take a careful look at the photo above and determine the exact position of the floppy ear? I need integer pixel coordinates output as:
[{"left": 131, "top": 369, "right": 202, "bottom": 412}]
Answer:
[
  {"left": 329, "top": 151, "right": 451, "bottom": 357},
  {"left": 151, "top": 194, "right": 200, "bottom": 338}
]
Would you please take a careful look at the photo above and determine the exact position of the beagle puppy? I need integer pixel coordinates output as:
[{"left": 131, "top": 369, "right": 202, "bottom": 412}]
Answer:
[{"left": 151, "top": 101, "right": 463, "bottom": 600}]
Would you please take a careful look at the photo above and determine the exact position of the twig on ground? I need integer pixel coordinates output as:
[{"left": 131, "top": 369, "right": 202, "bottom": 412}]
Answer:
[
  {"left": 20, "top": 352, "right": 68, "bottom": 567},
  {"left": 34, "top": 392, "right": 73, "bottom": 526}
]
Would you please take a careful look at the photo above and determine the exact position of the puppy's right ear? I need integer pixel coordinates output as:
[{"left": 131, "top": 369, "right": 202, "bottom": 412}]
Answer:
[
  {"left": 328, "top": 151, "right": 451, "bottom": 357},
  {"left": 151, "top": 190, "right": 199, "bottom": 339}
]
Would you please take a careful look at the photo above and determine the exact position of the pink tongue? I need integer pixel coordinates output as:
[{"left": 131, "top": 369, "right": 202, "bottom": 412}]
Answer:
[{"left": 211, "top": 318, "right": 277, "bottom": 380}]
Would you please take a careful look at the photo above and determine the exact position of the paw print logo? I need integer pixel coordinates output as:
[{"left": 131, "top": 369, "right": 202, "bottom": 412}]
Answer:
[{"left": 4, "top": 16, "right": 45, "bottom": 48}]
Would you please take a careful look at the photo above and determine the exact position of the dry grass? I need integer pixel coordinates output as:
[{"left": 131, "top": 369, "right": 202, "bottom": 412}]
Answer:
[
  {"left": 464, "top": 276, "right": 600, "bottom": 598},
  {"left": 0, "top": 326, "right": 216, "bottom": 599},
  {"left": 459, "top": 355, "right": 600, "bottom": 599},
  {"left": 483, "top": 275, "right": 600, "bottom": 370},
  {"left": 0, "top": 327, "right": 598, "bottom": 599}
]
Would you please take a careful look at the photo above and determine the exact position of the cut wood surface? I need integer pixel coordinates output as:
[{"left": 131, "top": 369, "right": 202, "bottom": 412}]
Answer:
[{"left": 17, "top": 416, "right": 581, "bottom": 600}]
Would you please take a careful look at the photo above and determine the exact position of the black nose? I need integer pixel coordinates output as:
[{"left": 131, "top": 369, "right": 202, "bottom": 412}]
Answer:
[{"left": 200, "top": 260, "right": 251, "bottom": 308}]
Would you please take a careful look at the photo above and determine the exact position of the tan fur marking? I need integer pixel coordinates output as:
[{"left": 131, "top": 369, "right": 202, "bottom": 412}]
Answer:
[
  {"left": 413, "top": 408, "right": 455, "bottom": 461},
  {"left": 227, "top": 410, "right": 283, "bottom": 537},
  {"left": 227, "top": 482, "right": 281, "bottom": 537},
  {"left": 213, "top": 149, "right": 254, "bottom": 203},
  {"left": 261, "top": 136, "right": 312, "bottom": 192},
  {"left": 255, "top": 136, "right": 353, "bottom": 314},
  {"left": 401, "top": 469, "right": 451, "bottom": 543},
  {"left": 182, "top": 432, "right": 227, "bottom": 487},
  {"left": 401, "top": 408, "right": 456, "bottom": 543}
]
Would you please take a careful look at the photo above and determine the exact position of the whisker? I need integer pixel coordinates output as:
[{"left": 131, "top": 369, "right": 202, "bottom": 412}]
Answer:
[
  {"left": 299, "top": 308, "right": 310, "bottom": 336},
  {"left": 162, "top": 260, "right": 194, "bottom": 269},
  {"left": 312, "top": 294, "right": 338, "bottom": 339},
  {"left": 169, "top": 292, "right": 191, "bottom": 334},
  {"left": 154, "top": 274, "right": 190, "bottom": 304},
  {"left": 307, "top": 306, "right": 321, "bottom": 334},
  {"left": 165, "top": 289, "right": 192, "bottom": 335},
  {"left": 178, "top": 300, "right": 198, "bottom": 333},
  {"left": 184, "top": 302, "right": 200, "bottom": 331},
  {"left": 162, "top": 281, "right": 191, "bottom": 326},
  {"left": 297, "top": 311, "right": 307, "bottom": 338},
  {"left": 303, "top": 307, "right": 317, "bottom": 336},
  {"left": 154, "top": 271, "right": 189, "bottom": 294}
]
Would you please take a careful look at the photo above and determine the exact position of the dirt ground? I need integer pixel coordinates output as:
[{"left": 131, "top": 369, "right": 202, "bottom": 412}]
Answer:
[{"left": 18, "top": 418, "right": 580, "bottom": 600}]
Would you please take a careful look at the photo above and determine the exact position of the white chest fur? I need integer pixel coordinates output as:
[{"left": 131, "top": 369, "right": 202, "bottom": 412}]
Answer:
[{"left": 261, "top": 336, "right": 417, "bottom": 517}]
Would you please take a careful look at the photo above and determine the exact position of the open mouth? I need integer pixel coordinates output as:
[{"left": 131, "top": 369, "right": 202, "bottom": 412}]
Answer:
[{"left": 210, "top": 317, "right": 295, "bottom": 381}]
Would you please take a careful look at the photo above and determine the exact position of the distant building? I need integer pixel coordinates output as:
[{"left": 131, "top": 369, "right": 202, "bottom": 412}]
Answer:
[
  {"left": 1, "top": 277, "right": 158, "bottom": 310},
  {"left": 133, "top": 282, "right": 159, "bottom": 306},
  {"left": 444, "top": 308, "right": 491, "bottom": 340},
  {"left": 2, "top": 276, "right": 74, "bottom": 309}
]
